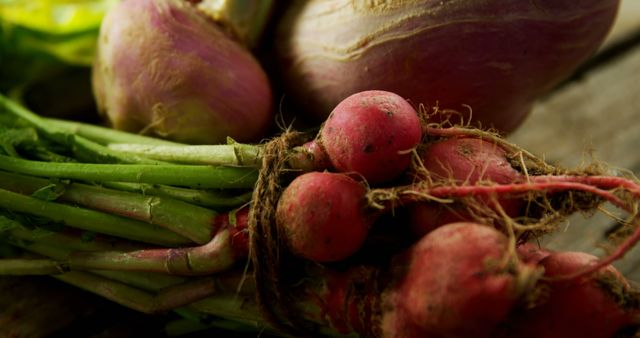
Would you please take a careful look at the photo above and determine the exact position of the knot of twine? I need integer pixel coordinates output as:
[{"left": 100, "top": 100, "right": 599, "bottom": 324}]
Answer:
[{"left": 247, "top": 130, "right": 316, "bottom": 336}]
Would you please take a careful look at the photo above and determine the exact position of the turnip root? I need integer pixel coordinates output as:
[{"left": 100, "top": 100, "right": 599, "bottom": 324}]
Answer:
[
  {"left": 502, "top": 251, "right": 640, "bottom": 338},
  {"left": 320, "top": 90, "right": 422, "bottom": 184},
  {"left": 276, "top": 171, "right": 372, "bottom": 262},
  {"left": 276, "top": 0, "right": 619, "bottom": 133},
  {"left": 92, "top": 0, "right": 273, "bottom": 144},
  {"left": 409, "top": 137, "right": 523, "bottom": 237}
]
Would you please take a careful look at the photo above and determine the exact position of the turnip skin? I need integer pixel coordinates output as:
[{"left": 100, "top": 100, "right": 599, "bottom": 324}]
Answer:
[
  {"left": 320, "top": 90, "right": 422, "bottom": 184},
  {"left": 92, "top": 0, "right": 273, "bottom": 144},
  {"left": 277, "top": 0, "right": 619, "bottom": 133}
]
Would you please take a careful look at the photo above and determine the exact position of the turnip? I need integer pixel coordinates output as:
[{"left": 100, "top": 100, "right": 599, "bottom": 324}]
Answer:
[
  {"left": 502, "top": 251, "right": 640, "bottom": 338},
  {"left": 409, "top": 137, "right": 524, "bottom": 237},
  {"left": 320, "top": 90, "right": 423, "bottom": 184},
  {"left": 276, "top": 171, "right": 372, "bottom": 262},
  {"left": 92, "top": 0, "right": 273, "bottom": 144},
  {"left": 276, "top": 0, "right": 619, "bottom": 133}
]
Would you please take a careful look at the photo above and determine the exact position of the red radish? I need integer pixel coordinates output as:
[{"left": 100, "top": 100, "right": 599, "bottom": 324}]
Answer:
[
  {"left": 276, "top": 171, "right": 372, "bottom": 262},
  {"left": 287, "top": 140, "right": 332, "bottom": 172},
  {"left": 320, "top": 90, "right": 422, "bottom": 184},
  {"left": 276, "top": 0, "right": 619, "bottom": 133},
  {"left": 516, "top": 243, "right": 552, "bottom": 265},
  {"left": 503, "top": 251, "right": 640, "bottom": 338},
  {"left": 409, "top": 137, "right": 524, "bottom": 237},
  {"left": 381, "top": 222, "right": 537, "bottom": 338},
  {"left": 92, "top": 0, "right": 273, "bottom": 144}
]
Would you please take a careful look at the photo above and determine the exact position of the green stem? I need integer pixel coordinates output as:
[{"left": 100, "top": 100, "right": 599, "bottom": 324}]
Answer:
[
  {"left": 67, "top": 228, "right": 237, "bottom": 276},
  {"left": 103, "top": 182, "right": 253, "bottom": 209},
  {"left": 0, "top": 258, "right": 68, "bottom": 275},
  {"left": 8, "top": 224, "right": 146, "bottom": 253},
  {"left": 5, "top": 230, "right": 187, "bottom": 291},
  {"left": 55, "top": 271, "right": 218, "bottom": 314},
  {"left": 0, "top": 94, "right": 162, "bottom": 164},
  {"left": 2, "top": 226, "right": 261, "bottom": 332},
  {"left": 108, "top": 143, "right": 262, "bottom": 166},
  {"left": 0, "top": 154, "right": 259, "bottom": 189},
  {"left": 46, "top": 117, "right": 181, "bottom": 146},
  {"left": 164, "top": 316, "right": 260, "bottom": 336},
  {"left": 0, "top": 170, "right": 219, "bottom": 244},
  {"left": 0, "top": 188, "right": 191, "bottom": 246}
]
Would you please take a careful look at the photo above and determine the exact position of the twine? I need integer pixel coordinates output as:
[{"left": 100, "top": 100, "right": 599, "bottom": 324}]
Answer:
[{"left": 247, "top": 130, "right": 316, "bottom": 336}]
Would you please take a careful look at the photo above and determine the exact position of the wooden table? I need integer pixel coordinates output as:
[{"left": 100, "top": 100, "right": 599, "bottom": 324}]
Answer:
[
  {"left": 508, "top": 0, "right": 640, "bottom": 280},
  {"left": 2, "top": 1, "right": 640, "bottom": 336}
]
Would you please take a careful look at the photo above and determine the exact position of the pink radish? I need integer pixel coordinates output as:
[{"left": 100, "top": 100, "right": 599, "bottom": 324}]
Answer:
[
  {"left": 502, "top": 251, "right": 640, "bottom": 338},
  {"left": 409, "top": 137, "right": 524, "bottom": 237},
  {"left": 276, "top": 171, "right": 372, "bottom": 262},
  {"left": 381, "top": 222, "right": 537, "bottom": 338},
  {"left": 320, "top": 90, "right": 422, "bottom": 184}
]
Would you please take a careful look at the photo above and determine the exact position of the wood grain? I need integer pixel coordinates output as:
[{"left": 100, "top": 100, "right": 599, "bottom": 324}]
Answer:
[{"left": 508, "top": 0, "right": 640, "bottom": 280}]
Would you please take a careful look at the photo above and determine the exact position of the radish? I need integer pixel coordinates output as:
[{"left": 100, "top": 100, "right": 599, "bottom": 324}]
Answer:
[
  {"left": 516, "top": 243, "right": 552, "bottom": 265},
  {"left": 276, "top": 0, "right": 619, "bottom": 133},
  {"left": 503, "top": 251, "right": 640, "bottom": 338},
  {"left": 276, "top": 171, "right": 372, "bottom": 262},
  {"left": 92, "top": 0, "right": 273, "bottom": 144},
  {"left": 320, "top": 90, "right": 422, "bottom": 184},
  {"left": 287, "top": 140, "right": 332, "bottom": 172},
  {"left": 409, "top": 137, "right": 524, "bottom": 237},
  {"left": 381, "top": 222, "right": 538, "bottom": 338}
]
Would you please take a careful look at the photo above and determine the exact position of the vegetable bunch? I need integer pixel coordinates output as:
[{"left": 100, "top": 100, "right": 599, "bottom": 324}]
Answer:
[{"left": 2, "top": 89, "right": 640, "bottom": 337}]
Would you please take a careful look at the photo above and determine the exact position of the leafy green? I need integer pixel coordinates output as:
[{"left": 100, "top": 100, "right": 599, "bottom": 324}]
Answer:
[
  {"left": 1, "top": 0, "right": 116, "bottom": 65},
  {"left": 0, "top": 0, "right": 115, "bottom": 95}
]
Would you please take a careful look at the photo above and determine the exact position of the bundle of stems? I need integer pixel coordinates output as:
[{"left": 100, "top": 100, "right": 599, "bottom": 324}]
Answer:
[{"left": 0, "top": 94, "right": 277, "bottom": 334}]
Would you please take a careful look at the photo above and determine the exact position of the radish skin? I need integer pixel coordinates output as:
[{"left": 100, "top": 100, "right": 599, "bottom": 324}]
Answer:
[
  {"left": 503, "top": 251, "right": 640, "bottom": 338},
  {"left": 382, "top": 222, "right": 537, "bottom": 338},
  {"left": 320, "top": 90, "right": 422, "bottom": 184},
  {"left": 276, "top": 172, "right": 371, "bottom": 262},
  {"left": 409, "top": 137, "right": 523, "bottom": 236}
]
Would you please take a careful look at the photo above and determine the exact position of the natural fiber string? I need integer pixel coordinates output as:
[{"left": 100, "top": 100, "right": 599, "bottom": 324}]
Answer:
[{"left": 247, "top": 130, "right": 316, "bottom": 337}]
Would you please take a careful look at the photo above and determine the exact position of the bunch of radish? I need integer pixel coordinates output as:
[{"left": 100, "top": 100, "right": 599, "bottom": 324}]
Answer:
[
  {"left": 266, "top": 89, "right": 640, "bottom": 337},
  {"left": 4, "top": 83, "right": 640, "bottom": 336}
]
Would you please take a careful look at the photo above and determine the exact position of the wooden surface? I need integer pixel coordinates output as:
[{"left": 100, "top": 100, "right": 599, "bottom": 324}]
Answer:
[{"left": 508, "top": 0, "right": 640, "bottom": 280}]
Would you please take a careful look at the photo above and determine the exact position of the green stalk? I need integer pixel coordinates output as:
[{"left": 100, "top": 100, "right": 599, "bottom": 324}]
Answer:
[
  {"left": 2, "top": 223, "right": 261, "bottom": 333},
  {"left": 55, "top": 271, "right": 218, "bottom": 314},
  {"left": 108, "top": 143, "right": 262, "bottom": 166},
  {"left": 0, "top": 170, "right": 220, "bottom": 244},
  {"left": 0, "top": 258, "right": 67, "bottom": 275},
  {"left": 103, "top": 182, "right": 252, "bottom": 209},
  {"left": 5, "top": 230, "right": 186, "bottom": 291},
  {"left": 67, "top": 229, "right": 237, "bottom": 276},
  {"left": 0, "top": 94, "right": 162, "bottom": 164},
  {"left": 7, "top": 224, "right": 145, "bottom": 253},
  {"left": 0, "top": 188, "right": 191, "bottom": 246},
  {"left": 46, "top": 117, "right": 181, "bottom": 146},
  {"left": 0, "top": 154, "right": 259, "bottom": 189},
  {"left": 165, "top": 316, "right": 260, "bottom": 336}
]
